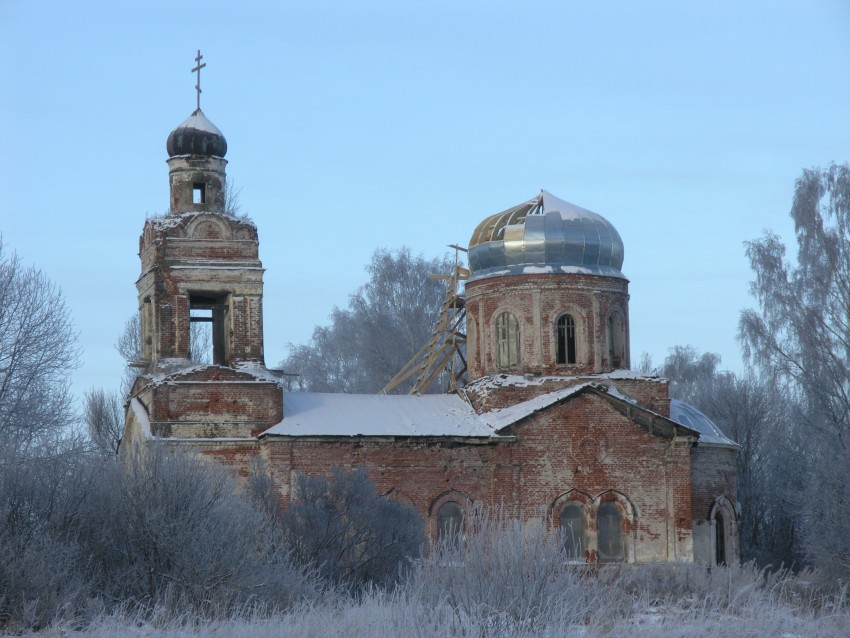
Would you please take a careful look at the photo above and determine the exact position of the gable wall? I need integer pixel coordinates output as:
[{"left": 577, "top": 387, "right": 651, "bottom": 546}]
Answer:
[{"left": 492, "top": 393, "right": 694, "bottom": 562}]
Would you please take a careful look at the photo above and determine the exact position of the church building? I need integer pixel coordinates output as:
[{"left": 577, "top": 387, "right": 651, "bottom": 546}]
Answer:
[{"left": 122, "top": 93, "right": 739, "bottom": 566}]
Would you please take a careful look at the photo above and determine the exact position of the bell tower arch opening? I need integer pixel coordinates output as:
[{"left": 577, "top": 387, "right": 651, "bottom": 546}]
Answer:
[{"left": 189, "top": 293, "right": 228, "bottom": 365}]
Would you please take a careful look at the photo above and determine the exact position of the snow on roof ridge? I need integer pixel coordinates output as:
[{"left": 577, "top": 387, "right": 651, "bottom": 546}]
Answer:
[
  {"left": 232, "top": 361, "right": 286, "bottom": 385},
  {"left": 465, "top": 371, "right": 664, "bottom": 402},
  {"left": 146, "top": 360, "right": 209, "bottom": 383},
  {"left": 482, "top": 382, "right": 598, "bottom": 430},
  {"left": 148, "top": 210, "right": 257, "bottom": 228}
]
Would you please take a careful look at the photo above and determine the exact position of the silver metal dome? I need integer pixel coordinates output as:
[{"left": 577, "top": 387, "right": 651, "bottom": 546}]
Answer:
[
  {"left": 166, "top": 108, "right": 228, "bottom": 158},
  {"left": 468, "top": 190, "right": 625, "bottom": 282}
]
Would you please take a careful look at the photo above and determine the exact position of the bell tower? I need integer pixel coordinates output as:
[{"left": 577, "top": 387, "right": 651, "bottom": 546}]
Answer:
[
  {"left": 125, "top": 53, "right": 282, "bottom": 443},
  {"left": 136, "top": 52, "right": 265, "bottom": 370}
]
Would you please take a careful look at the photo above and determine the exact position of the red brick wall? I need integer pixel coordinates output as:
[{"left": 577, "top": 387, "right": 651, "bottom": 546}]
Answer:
[
  {"left": 187, "top": 392, "right": 694, "bottom": 561},
  {"left": 135, "top": 368, "right": 283, "bottom": 438},
  {"left": 464, "top": 374, "right": 670, "bottom": 417},
  {"left": 465, "top": 273, "right": 630, "bottom": 379},
  {"left": 690, "top": 446, "right": 737, "bottom": 521},
  {"left": 137, "top": 213, "right": 265, "bottom": 366}
]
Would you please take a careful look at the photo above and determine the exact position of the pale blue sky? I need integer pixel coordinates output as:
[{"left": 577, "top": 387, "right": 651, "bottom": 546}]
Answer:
[{"left": 1, "top": 0, "right": 848, "bottom": 401}]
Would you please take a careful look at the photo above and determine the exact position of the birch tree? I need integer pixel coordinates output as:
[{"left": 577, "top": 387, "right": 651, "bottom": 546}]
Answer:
[
  {"left": 282, "top": 247, "right": 453, "bottom": 393},
  {"left": 740, "top": 163, "right": 850, "bottom": 575}
]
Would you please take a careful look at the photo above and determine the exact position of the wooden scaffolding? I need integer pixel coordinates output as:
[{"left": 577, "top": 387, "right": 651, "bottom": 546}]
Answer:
[{"left": 381, "top": 245, "right": 469, "bottom": 395}]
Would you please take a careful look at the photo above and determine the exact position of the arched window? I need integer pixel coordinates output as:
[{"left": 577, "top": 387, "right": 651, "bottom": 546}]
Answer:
[
  {"left": 597, "top": 502, "right": 624, "bottom": 563},
  {"left": 560, "top": 503, "right": 585, "bottom": 559},
  {"left": 437, "top": 501, "right": 464, "bottom": 543},
  {"left": 496, "top": 312, "right": 520, "bottom": 369},
  {"left": 556, "top": 314, "right": 577, "bottom": 365},
  {"left": 710, "top": 497, "right": 737, "bottom": 567},
  {"left": 715, "top": 512, "right": 726, "bottom": 566}
]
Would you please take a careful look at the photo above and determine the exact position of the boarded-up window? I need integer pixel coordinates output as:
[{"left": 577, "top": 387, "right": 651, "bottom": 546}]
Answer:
[
  {"left": 560, "top": 503, "right": 585, "bottom": 559},
  {"left": 496, "top": 312, "right": 520, "bottom": 369},
  {"left": 557, "top": 314, "right": 577, "bottom": 364},
  {"left": 597, "top": 502, "right": 624, "bottom": 563},
  {"left": 437, "top": 501, "right": 464, "bottom": 543}
]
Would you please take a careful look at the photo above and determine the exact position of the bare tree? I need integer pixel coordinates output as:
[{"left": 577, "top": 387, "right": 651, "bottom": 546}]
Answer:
[
  {"left": 224, "top": 176, "right": 244, "bottom": 218},
  {"left": 739, "top": 163, "right": 850, "bottom": 576},
  {"left": 0, "top": 242, "right": 80, "bottom": 442},
  {"left": 83, "top": 388, "right": 123, "bottom": 456},
  {"left": 87, "top": 309, "right": 214, "bottom": 452},
  {"left": 658, "top": 345, "right": 721, "bottom": 405},
  {"left": 80, "top": 446, "right": 317, "bottom": 612},
  {"left": 282, "top": 467, "right": 424, "bottom": 589},
  {"left": 281, "top": 247, "right": 454, "bottom": 393}
]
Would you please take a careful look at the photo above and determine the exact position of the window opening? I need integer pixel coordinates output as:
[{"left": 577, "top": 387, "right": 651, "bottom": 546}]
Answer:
[
  {"left": 437, "top": 501, "right": 464, "bottom": 544},
  {"left": 560, "top": 503, "right": 585, "bottom": 559},
  {"left": 597, "top": 502, "right": 624, "bottom": 563},
  {"left": 192, "top": 183, "right": 206, "bottom": 205},
  {"left": 496, "top": 312, "right": 520, "bottom": 369},
  {"left": 189, "top": 294, "right": 226, "bottom": 364},
  {"left": 557, "top": 314, "right": 577, "bottom": 364},
  {"left": 715, "top": 512, "right": 726, "bottom": 566}
]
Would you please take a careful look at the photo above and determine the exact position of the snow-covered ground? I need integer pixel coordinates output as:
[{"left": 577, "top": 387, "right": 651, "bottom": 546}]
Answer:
[{"left": 31, "top": 563, "right": 850, "bottom": 638}]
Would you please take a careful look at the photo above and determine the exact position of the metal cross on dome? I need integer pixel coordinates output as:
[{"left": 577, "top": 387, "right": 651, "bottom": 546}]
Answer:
[{"left": 192, "top": 50, "right": 206, "bottom": 111}]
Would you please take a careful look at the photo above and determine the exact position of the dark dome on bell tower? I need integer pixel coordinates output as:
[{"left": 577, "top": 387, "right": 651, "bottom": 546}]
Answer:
[{"left": 166, "top": 108, "right": 228, "bottom": 158}]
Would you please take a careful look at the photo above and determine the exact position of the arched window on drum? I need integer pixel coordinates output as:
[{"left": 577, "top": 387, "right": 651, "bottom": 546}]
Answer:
[
  {"left": 496, "top": 312, "right": 520, "bottom": 369},
  {"left": 556, "top": 314, "right": 577, "bottom": 365}
]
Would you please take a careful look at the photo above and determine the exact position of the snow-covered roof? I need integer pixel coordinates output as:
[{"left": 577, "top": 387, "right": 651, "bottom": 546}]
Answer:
[
  {"left": 669, "top": 400, "right": 739, "bottom": 448},
  {"left": 263, "top": 382, "right": 700, "bottom": 441},
  {"left": 263, "top": 393, "right": 505, "bottom": 438}
]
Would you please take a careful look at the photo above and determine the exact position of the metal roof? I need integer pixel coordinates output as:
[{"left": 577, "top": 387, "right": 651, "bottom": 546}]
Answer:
[
  {"left": 669, "top": 399, "right": 739, "bottom": 448},
  {"left": 166, "top": 108, "right": 228, "bottom": 158},
  {"left": 468, "top": 190, "right": 625, "bottom": 282}
]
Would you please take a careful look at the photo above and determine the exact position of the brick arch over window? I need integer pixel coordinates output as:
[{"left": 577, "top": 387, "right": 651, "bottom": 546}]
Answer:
[
  {"left": 380, "top": 487, "right": 417, "bottom": 510},
  {"left": 551, "top": 489, "right": 593, "bottom": 561},
  {"left": 428, "top": 489, "right": 472, "bottom": 542},
  {"left": 550, "top": 305, "right": 588, "bottom": 366},
  {"left": 592, "top": 489, "right": 637, "bottom": 564},
  {"left": 709, "top": 496, "right": 738, "bottom": 566}
]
